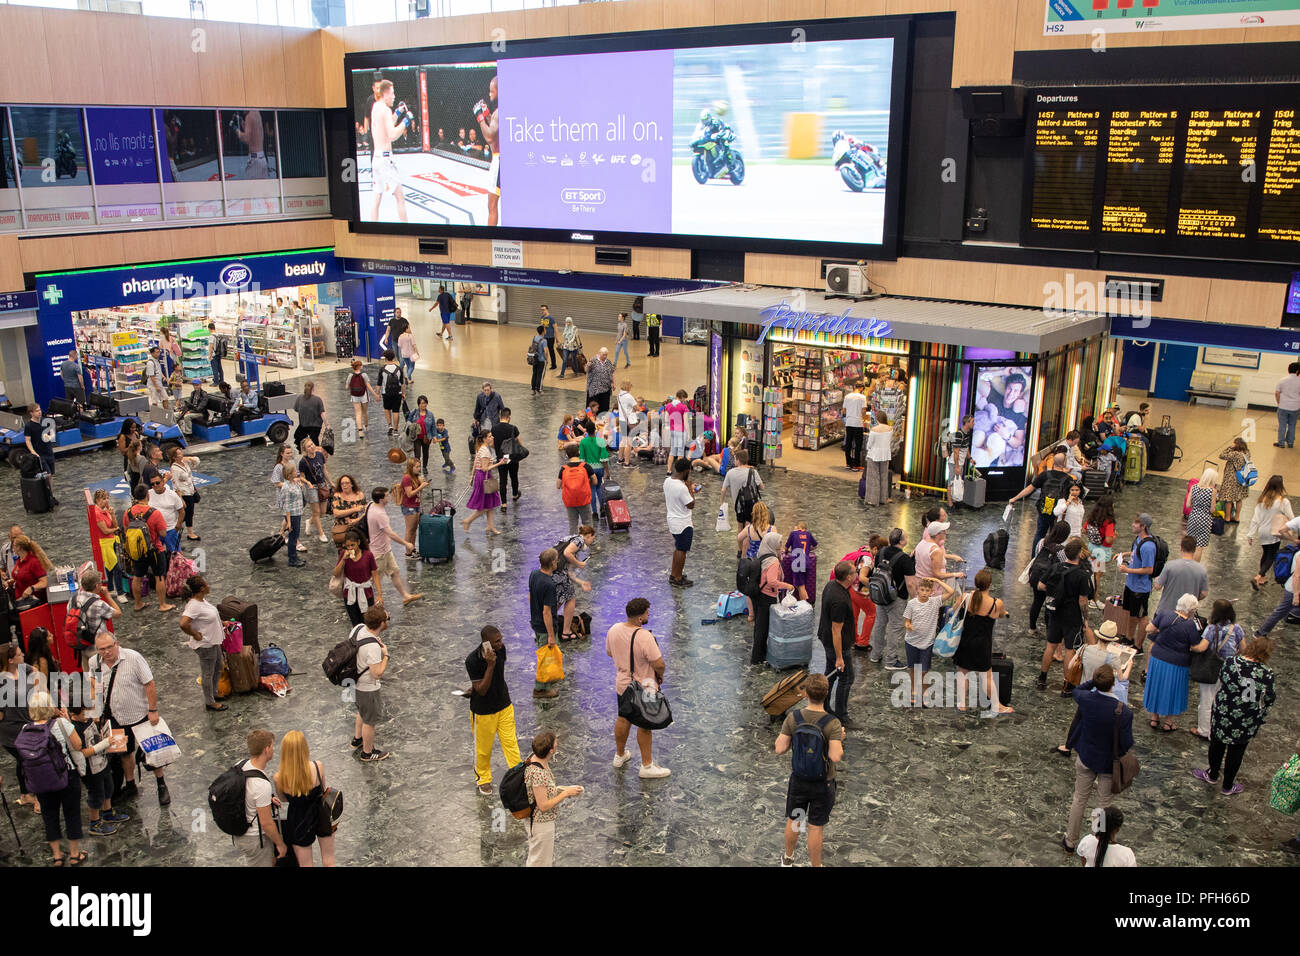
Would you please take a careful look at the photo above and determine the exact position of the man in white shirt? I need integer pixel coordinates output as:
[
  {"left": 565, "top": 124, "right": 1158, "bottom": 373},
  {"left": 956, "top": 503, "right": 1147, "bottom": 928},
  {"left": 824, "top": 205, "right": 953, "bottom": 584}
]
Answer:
[
  {"left": 237, "top": 729, "right": 288, "bottom": 866},
  {"left": 617, "top": 382, "right": 639, "bottom": 467},
  {"left": 352, "top": 605, "right": 391, "bottom": 761},
  {"left": 664, "top": 458, "right": 696, "bottom": 588},
  {"left": 147, "top": 474, "right": 186, "bottom": 561},
  {"left": 91, "top": 632, "right": 170, "bottom": 806},
  {"left": 1275, "top": 361, "right": 1300, "bottom": 449},
  {"left": 145, "top": 346, "right": 169, "bottom": 411},
  {"left": 1063, "top": 430, "right": 1091, "bottom": 479},
  {"left": 841, "top": 381, "right": 867, "bottom": 471}
]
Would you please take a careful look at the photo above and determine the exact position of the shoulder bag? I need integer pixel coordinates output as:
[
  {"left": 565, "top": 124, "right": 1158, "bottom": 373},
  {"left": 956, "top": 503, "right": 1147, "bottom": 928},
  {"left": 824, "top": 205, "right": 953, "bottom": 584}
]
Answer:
[
  {"left": 932, "top": 593, "right": 967, "bottom": 658},
  {"left": 1188, "top": 624, "right": 1227, "bottom": 685},
  {"left": 317, "top": 761, "right": 343, "bottom": 834},
  {"left": 616, "top": 628, "right": 672, "bottom": 730},
  {"left": 1110, "top": 701, "right": 1139, "bottom": 794}
]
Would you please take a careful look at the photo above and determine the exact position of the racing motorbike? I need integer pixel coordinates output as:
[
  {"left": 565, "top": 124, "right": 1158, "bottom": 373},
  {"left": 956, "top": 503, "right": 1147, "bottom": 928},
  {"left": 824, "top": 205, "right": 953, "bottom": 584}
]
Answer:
[
  {"left": 690, "top": 126, "right": 745, "bottom": 186},
  {"left": 56, "top": 130, "right": 78, "bottom": 179},
  {"left": 831, "top": 132, "right": 886, "bottom": 192}
]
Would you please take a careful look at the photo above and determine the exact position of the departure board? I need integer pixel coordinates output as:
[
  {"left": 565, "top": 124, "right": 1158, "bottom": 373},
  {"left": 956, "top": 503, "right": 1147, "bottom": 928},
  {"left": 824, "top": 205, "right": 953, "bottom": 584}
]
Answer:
[{"left": 1022, "top": 86, "right": 1300, "bottom": 260}]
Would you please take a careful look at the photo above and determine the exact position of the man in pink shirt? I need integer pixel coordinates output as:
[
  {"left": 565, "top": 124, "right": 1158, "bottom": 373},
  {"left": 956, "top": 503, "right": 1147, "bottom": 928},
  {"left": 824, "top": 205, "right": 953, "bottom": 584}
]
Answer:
[
  {"left": 365, "top": 487, "right": 423, "bottom": 606},
  {"left": 666, "top": 389, "right": 691, "bottom": 475},
  {"left": 605, "top": 597, "right": 669, "bottom": 779}
]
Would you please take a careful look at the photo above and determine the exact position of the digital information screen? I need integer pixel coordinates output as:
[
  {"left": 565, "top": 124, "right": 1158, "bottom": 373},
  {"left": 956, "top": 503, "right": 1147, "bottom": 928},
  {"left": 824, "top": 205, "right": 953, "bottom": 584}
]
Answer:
[
  {"left": 345, "top": 19, "right": 908, "bottom": 256},
  {"left": 1022, "top": 86, "right": 1300, "bottom": 260}
]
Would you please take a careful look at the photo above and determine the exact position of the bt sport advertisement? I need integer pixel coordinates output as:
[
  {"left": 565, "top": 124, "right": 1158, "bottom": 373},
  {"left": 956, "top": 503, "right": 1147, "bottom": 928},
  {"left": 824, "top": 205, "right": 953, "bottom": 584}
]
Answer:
[{"left": 348, "top": 26, "right": 898, "bottom": 251}]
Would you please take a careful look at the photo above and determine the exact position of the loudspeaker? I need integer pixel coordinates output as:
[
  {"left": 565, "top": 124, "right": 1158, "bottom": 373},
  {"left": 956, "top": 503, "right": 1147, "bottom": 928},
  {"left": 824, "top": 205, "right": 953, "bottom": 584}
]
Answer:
[{"left": 418, "top": 238, "right": 449, "bottom": 256}]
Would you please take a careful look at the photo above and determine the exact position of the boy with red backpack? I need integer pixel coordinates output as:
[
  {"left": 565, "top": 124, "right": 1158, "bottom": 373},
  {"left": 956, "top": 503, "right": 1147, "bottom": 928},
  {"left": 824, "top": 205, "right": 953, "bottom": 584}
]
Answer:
[
  {"left": 122, "top": 485, "right": 173, "bottom": 613},
  {"left": 347, "top": 358, "right": 381, "bottom": 439},
  {"left": 63, "top": 569, "right": 120, "bottom": 672},
  {"left": 557, "top": 444, "right": 597, "bottom": 535}
]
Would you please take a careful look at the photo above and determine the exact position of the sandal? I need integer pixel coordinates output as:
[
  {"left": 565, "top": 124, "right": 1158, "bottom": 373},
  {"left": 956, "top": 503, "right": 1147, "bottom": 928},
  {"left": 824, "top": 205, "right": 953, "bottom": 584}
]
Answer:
[
  {"left": 68, "top": 851, "right": 88, "bottom": 866},
  {"left": 1149, "top": 719, "right": 1160, "bottom": 730},
  {"left": 1161, "top": 723, "right": 1178, "bottom": 733},
  {"left": 206, "top": 703, "right": 228, "bottom": 712},
  {"left": 52, "top": 856, "right": 65, "bottom": 866}
]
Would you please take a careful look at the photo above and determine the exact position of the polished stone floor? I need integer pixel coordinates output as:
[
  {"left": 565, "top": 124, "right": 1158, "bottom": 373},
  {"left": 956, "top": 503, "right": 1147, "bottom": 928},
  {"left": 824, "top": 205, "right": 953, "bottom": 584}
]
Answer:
[{"left": 2, "top": 361, "right": 1298, "bottom": 867}]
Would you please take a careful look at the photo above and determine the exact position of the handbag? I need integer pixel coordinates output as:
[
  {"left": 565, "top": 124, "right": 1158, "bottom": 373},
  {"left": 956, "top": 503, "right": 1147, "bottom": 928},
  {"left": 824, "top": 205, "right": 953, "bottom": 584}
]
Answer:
[
  {"left": 1188, "top": 624, "right": 1228, "bottom": 684},
  {"left": 1064, "top": 642, "right": 1085, "bottom": 687},
  {"left": 482, "top": 475, "right": 500, "bottom": 496},
  {"left": 535, "top": 643, "right": 565, "bottom": 684},
  {"left": 932, "top": 595, "right": 967, "bottom": 658},
  {"left": 616, "top": 627, "right": 673, "bottom": 730},
  {"left": 320, "top": 785, "right": 344, "bottom": 834},
  {"left": 328, "top": 573, "right": 344, "bottom": 598},
  {"left": 1110, "top": 701, "right": 1140, "bottom": 794}
]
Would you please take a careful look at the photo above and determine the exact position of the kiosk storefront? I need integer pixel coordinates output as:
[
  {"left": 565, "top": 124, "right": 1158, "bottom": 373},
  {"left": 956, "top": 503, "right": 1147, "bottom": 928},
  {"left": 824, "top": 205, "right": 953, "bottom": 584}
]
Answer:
[
  {"left": 645, "top": 287, "right": 1114, "bottom": 501},
  {"left": 30, "top": 249, "right": 351, "bottom": 406}
]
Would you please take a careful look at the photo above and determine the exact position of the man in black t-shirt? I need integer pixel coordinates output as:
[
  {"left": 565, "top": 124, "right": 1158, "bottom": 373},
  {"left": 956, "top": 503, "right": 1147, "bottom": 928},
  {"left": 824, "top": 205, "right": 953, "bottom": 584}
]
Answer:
[
  {"left": 23, "top": 404, "right": 57, "bottom": 507},
  {"left": 1039, "top": 538, "right": 1095, "bottom": 693},
  {"left": 491, "top": 408, "right": 521, "bottom": 508},
  {"left": 819, "top": 561, "right": 858, "bottom": 724},
  {"left": 436, "top": 285, "right": 457, "bottom": 339},
  {"left": 465, "top": 625, "right": 523, "bottom": 795},
  {"left": 868, "top": 528, "right": 918, "bottom": 670},
  {"left": 529, "top": 549, "right": 560, "bottom": 700},
  {"left": 1008, "top": 453, "right": 1074, "bottom": 552}
]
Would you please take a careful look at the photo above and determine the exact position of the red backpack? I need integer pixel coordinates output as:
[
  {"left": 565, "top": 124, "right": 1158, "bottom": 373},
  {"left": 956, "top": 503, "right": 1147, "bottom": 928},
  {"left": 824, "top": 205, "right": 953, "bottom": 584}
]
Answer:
[
  {"left": 561, "top": 463, "right": 592, "bottom": 508},
  {"left": 348, "top": 373, "right": 367, "bottom": 397},
  {"left": 64, "top": 592, "right": 100, "bottom": 651}
]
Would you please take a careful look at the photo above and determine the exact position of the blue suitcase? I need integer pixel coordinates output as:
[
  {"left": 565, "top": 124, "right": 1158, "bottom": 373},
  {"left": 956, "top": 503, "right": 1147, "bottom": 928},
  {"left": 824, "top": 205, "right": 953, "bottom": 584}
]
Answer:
[
  {"left": 418, "top": 513, "right": 455, "bottom": 563},
  {"left": 767, "top": 600, "right": 814, "bottom": 669}
]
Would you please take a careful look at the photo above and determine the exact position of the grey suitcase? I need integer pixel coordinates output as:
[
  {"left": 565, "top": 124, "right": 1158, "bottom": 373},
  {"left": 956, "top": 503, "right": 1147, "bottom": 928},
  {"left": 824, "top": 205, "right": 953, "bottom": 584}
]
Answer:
[
  {"left": 767, "top": 600, "right": 815, "bottom": 669},
  {"left": 960, "top": 475, "right": 987, "bottom": 509}
]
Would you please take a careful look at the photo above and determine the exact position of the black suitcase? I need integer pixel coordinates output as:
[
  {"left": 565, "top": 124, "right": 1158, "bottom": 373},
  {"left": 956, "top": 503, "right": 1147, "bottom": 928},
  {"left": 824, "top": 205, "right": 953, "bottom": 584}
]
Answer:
[
  {"left": 1081, "top": 467, "right": 1109, "bottom": 498},
  {"left": 217, "top": 596, "right": 261, "bottom": 655},
  {"left": 263, "top": 381, "right": 286, "bottom": 398},
  {"left": 601, "top": 482, "right": 623, "bottom": 501},
  {"left": 248, "top": 534, "right": 285, "bottom": 564},
  {"left": 990, "top": 653, "right": 1014, "bottom": 706},
  {"left": 20, "top": 475, "right": 50, "bottom": 514},
  {"left": 981, "top": 529, "right": 1009, "bottom": 570},
  {"left": 1147, "top": 417, "right": 1180, "bottom": 472}
]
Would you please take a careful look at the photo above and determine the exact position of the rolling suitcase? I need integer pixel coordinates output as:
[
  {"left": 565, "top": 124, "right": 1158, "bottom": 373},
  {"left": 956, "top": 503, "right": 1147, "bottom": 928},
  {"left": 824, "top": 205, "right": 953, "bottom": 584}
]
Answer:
[
  {"left": 960, "top": 474, "right": 987, "bottom": 509},
  {"left": 982, "top": 529, "right": 1009, "bottom": 571},
  {"left": 1082, "top": 468, "right": 1110, "bottom": 499},
  {"left": 767, "top": 600, "right": 815, "bottom": 669},
  {"left": 227, "top": 646, "right": 259, "bottom": 694},
  {"left": 217, "top": 597, "right": 261, "bottom": 655},
  {"left": 605, "top": 498, "right": 631, "bottom": 533},
  {"left": 1147, "top": 416, "right": 1180, "bottom": 472},
  {"left": 761, "top": 668, "right": 808, "bottom": 719},
  {"left": 249, "top": 534, "right": 286, "bottom": 563},
  {"left": 1123, "top": 441, "right": 1146, "bottom": 485},
  {"left": 990, "top": 653, "right": 1014, "bottom": 706},
  {"left": 20, "top": 475, "right": 51, "bottom": 514},
  {"left": 418, "top": 513, "right": 455, "bottom": 562}
]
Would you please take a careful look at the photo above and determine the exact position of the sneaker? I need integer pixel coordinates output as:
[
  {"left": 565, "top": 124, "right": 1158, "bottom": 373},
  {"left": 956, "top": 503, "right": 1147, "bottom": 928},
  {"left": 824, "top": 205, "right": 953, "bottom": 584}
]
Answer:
[
  {"left": 318, "top": 532, "right": 328, "bottom": 543},
  {"left": 1035, "top": 674, "right": 1048, "bottom": 690},
  {"left": 288, "top": 559, "right": 307, "bottom": 568},
  {"left": 780, "top": 852, "right": 795, "bottom": 867},
  {"left": 296, "top": 542, "right": 308, "bottom": 552},
  {"left": 351, "top": 737, "right": 363, "bottom": 749},
  {"left": 1192, "top": 768, "right": 1215, "bottom": 785},
  {"left": 679, "top": 576, "right": 696, "bottom": 587},
  {"left": 669, "top": 576, "right": 688, "bottom": 588},
  {"left": 358, "top": 749, "right": 391, "bottom": 762},
  {"left": 156, "top": 781, "right": 171, "bottom": 806},
  {"left": 612, "top": 750, "right": 633, "bottom": 769},
  {"left": 102, "top": 809, "right": 130, "bottom": 823},
  {"left": 638, "top": 762, "right": 671, "bottom": 779},
  {"left": 1275, "top": 442, "right": 1286, "bottom": 448},
  {"left": 89, "top": 819, "right": 119, "bottom": 836},
  {"left": 1220, "top": 782, "right": 1244, "bottom": 796},
  {"left": 884, "top": 659, "right": 907, "bottom": 671},
  {"left": 476, "top": 783, "right": 492, "bottom": 796}
]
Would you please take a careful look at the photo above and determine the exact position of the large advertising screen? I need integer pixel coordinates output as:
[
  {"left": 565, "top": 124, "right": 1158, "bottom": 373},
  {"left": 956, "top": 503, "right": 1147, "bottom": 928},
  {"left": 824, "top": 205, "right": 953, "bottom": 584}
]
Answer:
[
  {"left": 346, "top": 19, "right": 907, "bottom": 255},
  {"left": 971, "top": 365, "right": 1034, "bottom": 470}
]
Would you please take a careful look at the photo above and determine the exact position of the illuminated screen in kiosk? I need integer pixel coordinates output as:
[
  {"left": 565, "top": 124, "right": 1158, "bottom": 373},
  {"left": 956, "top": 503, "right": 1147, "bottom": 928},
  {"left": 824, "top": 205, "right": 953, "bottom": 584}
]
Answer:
[
  {"left": 347, "top": 22, "right": 903, "bottom": 253},
  {"left": 971, "top": 366, "right": 1033, "bottom": 470}
]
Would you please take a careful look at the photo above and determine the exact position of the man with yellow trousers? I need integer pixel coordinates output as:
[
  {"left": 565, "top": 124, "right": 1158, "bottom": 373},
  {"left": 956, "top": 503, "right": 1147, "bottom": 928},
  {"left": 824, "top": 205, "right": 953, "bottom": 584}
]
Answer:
[{"left": 465, "top": 625, "right": 522, "bottom": 795}]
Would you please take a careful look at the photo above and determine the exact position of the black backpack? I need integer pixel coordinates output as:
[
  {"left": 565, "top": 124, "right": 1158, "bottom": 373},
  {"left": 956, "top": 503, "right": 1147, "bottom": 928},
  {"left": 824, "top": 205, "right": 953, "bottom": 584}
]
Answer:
[
  {"left": 790, "top": 709, "right": 834, "bottom": 782},
  {"left": 981, "top": 530, "right": 1009, "bottom": 571},
  {"left": 867, "top": 553, "right": 898, "bottom": 606},
  {"left": 499, "top": 757, "right": 539, "bottom": 819},
  {"left": 735, "top": 469, "right": 761, "bottom": 525},
  {"left": 381, "top": 365, "right": 402, "bottom": 398},
  {"left": 1149, "top": 535, "right": 1170, "bottom": 577},
  {"left": 208, "top": 763, "right": 269, "bottom": 837},
  {"left": 321, "top": 624, "right": 379, "bottom": 686},
  {"left": 736, "top": 556, "right": 763, "bottom": 598}
]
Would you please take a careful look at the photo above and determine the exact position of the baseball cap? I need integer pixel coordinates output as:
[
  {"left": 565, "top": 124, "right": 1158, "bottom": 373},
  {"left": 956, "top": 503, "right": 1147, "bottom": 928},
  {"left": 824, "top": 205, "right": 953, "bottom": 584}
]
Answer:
[
  {"left": 191, "top": 378, "right": 202, "bottom": 385},
  {"left": 1136, "top": 513, "right": 1153, "bottom": 530},
  {"left": 925, "top": 521, "right": 951, "bottom": 537}
]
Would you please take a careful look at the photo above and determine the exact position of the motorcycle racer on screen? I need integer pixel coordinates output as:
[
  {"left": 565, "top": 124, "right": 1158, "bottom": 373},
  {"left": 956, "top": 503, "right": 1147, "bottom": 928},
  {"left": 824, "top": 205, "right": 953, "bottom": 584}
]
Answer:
[
  {"left": 690, "top": 102, "right": 745, "bottom": 186},
  {"left": 831, "top": 130, "right": 886, "bottom": 192}
]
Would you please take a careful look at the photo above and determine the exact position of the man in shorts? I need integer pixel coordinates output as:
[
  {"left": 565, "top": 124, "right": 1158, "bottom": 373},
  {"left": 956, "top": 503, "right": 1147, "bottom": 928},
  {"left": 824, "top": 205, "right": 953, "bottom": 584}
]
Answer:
[
  {"left": 664, "top": 457, "right": 695, "bottom": 587},
  {"left": 368, "top": 79, "right": 410, "bottom": 222},
  {"left": 666, "top": 389, "right": 691, "bottom": 476},
  {"left": 475, "top": 74, "right": 500, "bottom": 226},
  {"left": 91, "top": 632, "right": 171, "bottom": 806},
  {"left": 365, "top": 487, "right": 423, "bottom": 606},
  {"left": 352, "top": 606, "right": 391, "bottom": 761},
  {"left": 1116, "top": 513, "right": 1158, "bottom": 651},
  {"left": 122, "top": 483, "right": 174, "bottom": 613},
  {"left": 775, "top": 672, "right": 843, "bottom": 867},
  {"left": 1038, "top": 538, "right": 1096, "bottom": 693},
  {"left": 232, "top": 109, "right": 269, "bottom": 179}
]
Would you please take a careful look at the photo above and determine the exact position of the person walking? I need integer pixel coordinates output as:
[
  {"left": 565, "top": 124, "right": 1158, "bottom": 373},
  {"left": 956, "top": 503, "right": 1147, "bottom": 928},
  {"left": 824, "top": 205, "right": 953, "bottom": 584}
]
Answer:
[
  {"left": 1186, "top": 467, "right": 1219, "bottom": 557},
  {"left": 530, "top": 327, "right": 547, "bottom": 394},
  {"left": 664, "top": 457, "right": 696, "bottom": 588},
  {"left": 521, "top": 731, "right": 583, "bottom": 867},
  {"left": 1217, "top": 438, "right": 1250, "bottom": 524},
  {"left": 491, "top": 408, "right": 522, "bottom": 512},
  {"left": 347, "top": 358, "right": 381, "bottom": 440},
  {"left": 540, "top": 304, "right": 557, "bottom": 369},
  {"left": 292, "top": 381, "right": 326, "bottom": 450},
  {"left": 578, "top": 416, "right": 609, "bottom": 515},
  {"left": 349, "top": 605, "right": 391, "bottom": 761},
  {"left": 466, "top": 625, "right": 523, "bottom": 795},
  {"left": 775, "top": 672, "right": 844, "bottom": 868},
  {"left": 1246, "top": 475, "right": 1293, "bottom": 591},
  {"left": 1275, "top": 361, "right": 1300, "bottom": 448},
  {"left": 954, "top": 568, "right": 1014, "bottom": 714},
  {"left": 298, "top": 437, "right": 333, "bottom": 545},
  {"left": 586, "top": 348, "right": 615, "bottom": 413},
  {"left": 841, "top": 381, "right": 866, "bottom": 470},
  {"left": 462, "top": 432, "right": 505, "bottom": 537},
  {"left": 606, "top": 597, "right": 669, "bottom": 778},
  {"left": 559, "top": 317, "right": 580, "bottom": 378},
  {"left": 614, "top": 312, "right": 631, "bottom": 369},
  {"left": 330, "top": 475, "right": 367, "bottom": 549},
  {"left": 277, "top": 461, "right": 308, "bottom": 569},
  {"left": 274, "top": 730, "right": 337, "bottom": 866},
  {"left": 333, "top": 529, "right": 381, "bottom": 626},
  {"left": 1189, "top": 599, "right": 1243, "bottom": 740},
  {"left": 1193, "top": 636, "right": 1277, "bottom": 796},
  {"left": 19, "top": 691, "right": 86, "bottom": 865},
  {"left": 1254, "top": 518, "right": 1300, "bottom": 637},
  {"left": 166, "top": 446, "right": 202, "bottom": 543},
  {"left": 1143, "top": 593, "right": 1211, "bottom": 732},
  {"left": 89, "top": 632, "right": 170, "bottom": 806},
  {"left": 1038, "top": 538, "right": 1095, "bottom": 693},
  {"left": 558, "top": 444, "right": 597, "bottom": 535},
  {"left": 397, "top": 326, "right": 419, "bottom": 380},
  {"left": 435, "top": 284, "right": 457, "bottom": 340},
  {"left": 1061, "top": 664, "right": 1135, "bottom": 853},
  {"left": 122, "top": 487, "right": 173, "bottom": 612},
  {"left": 178, "top": 576, "right": 227, "bottom": 712},
  {"left": 751, "top": 531, "right": 796, "bottom": 666},
  {"left": 377, "top": 350, "right": 407, "bottom": 437},
  {"left": 365, "top": 487, "right": 423, "bottom": 605},
  {"left": 863, "top": 410, "right": 894, "bottom": 505}
]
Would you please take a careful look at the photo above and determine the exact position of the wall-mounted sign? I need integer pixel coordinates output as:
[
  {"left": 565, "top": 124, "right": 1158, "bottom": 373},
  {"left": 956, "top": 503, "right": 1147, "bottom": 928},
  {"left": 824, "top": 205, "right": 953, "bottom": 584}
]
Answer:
[{"left": 756, "top": 300, "right": 894, "bottom": 345}]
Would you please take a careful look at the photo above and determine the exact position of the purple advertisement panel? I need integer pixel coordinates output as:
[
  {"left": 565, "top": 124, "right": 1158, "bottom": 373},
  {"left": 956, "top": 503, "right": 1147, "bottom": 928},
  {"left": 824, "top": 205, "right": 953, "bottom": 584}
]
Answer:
[
  {"left": 497, "top": 50, "right": 673, "bottom": 232},
  {"left": 85, "top": 109, "right": 159, "bottom": 186}
]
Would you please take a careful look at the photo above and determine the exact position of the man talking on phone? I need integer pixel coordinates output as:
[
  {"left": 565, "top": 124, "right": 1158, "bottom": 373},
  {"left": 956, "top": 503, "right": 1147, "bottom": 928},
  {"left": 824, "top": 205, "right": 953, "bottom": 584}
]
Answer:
[{"left": 465, "top": 625, "right": 523, "bottom": 795}]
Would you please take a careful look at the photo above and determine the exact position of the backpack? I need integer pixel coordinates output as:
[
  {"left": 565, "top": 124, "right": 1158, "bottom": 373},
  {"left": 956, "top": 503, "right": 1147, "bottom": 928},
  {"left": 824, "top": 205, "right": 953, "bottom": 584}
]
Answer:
[
  {"left": 217, "top": 337, "right": 229, "bottom": 359},
  {"left": 15, "top": 721, "right": 70, "bottom": 794},
  {"left": 322, "top": 624, "right": 379, "bottom": 686},
  {"left": 123, "top": 506, "right": 156, "bottom": 562},
  {"left": 1028, "top": 543, "right": 1059, "bottom": 589},
  {"left": 348, "top": 373, "right": 367, "bottom": 397},
  {"left": 553, "top": 536, "right": 581, "bottom": 572},
  {"left": 560, "top": 463, "right": 592, "bottom": 508},
  {"left": 692, "top": 385, "right": 708, "bottom": 413},
  {"left": 64, "top": 591, "right": 100, "bottom": 652},
  {"left": 734, "top": 469, "right": 761, "bottom": 525},
  {"left": 208, "top": 763, "right": 268, "bottom": 837},
  {"left": 736, "top": 556, "right": 763, "bottom": 598},
  {"left": 1275, "top": 544, "right": 1298, "bottom": 586},
  {"left": 1235, "top": 458, "right": 1258, "bottom": 488},
  {"left": 867, "top": 553, "right": 899, "bottom": 606},
  {"left": 259, "top": 643, "right": 290, "bottom": 677},
  {"left": 1039, "top": 471, "right": 1070, "bottom": 515},
  {"left": 790, "top": 709, "right": 834, "bottom": 782},
  {"left": 381, "top": 364, "right": 402, "bottom": 398},
  {"left": 499, "top": 757, "right": 539, "bottom": 820},
  {"left": 1148, "top": 535, "right": 1169, "bottom": 578}
]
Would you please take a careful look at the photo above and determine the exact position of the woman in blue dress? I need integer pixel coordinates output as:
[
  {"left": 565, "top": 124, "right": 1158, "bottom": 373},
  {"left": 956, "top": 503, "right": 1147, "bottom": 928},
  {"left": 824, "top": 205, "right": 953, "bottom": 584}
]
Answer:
[{"left": 1142, "top": 593, "right": 1210, "bottom": 732}]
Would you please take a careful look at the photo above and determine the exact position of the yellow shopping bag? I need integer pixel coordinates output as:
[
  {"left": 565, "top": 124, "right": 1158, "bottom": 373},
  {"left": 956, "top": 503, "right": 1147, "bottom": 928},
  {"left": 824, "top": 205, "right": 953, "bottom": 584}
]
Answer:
[{"left": 536, "top": 644, "right": 565, "bottom": 684}]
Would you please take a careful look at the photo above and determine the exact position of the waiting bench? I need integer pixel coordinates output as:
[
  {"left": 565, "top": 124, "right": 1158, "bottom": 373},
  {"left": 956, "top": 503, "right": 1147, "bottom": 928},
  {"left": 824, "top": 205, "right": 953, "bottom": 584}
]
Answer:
[{"left": 1186, "top": 371, "right": 1240, "bottom": 407}]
